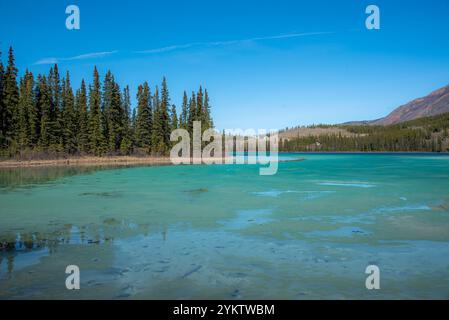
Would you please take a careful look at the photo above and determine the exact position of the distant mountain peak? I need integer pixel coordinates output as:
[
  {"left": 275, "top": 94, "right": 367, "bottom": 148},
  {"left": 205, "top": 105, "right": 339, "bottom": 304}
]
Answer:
[{"left": 370, "top": 83, "right": 449, "bottom": 125}]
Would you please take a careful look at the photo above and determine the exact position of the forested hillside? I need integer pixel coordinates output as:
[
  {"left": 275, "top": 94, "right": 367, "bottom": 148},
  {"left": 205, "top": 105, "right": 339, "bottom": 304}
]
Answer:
[
  {"left": 0, "top": 47, "right": 213, "bottom": 159},
  {"left": 280, "top": 112, "right": 449, "bottom": 152}
]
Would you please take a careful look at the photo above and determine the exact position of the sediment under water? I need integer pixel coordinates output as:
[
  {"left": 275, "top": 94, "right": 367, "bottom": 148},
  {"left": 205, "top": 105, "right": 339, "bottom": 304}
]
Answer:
[{"left": 0, "top": 153, "right": 449, "bottom": 299}]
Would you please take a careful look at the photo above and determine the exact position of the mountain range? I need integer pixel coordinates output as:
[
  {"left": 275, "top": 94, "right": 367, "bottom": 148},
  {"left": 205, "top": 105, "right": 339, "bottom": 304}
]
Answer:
[{"left": 345, "top": 83, "right": 449, "bottom": 126}]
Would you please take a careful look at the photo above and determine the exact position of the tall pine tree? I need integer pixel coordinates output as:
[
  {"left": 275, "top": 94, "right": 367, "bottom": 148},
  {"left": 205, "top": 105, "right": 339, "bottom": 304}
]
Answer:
[
  {"left": 151, "top": 86, "right": 165, "bottom": 154},
  {"left": 102, "top": 70, "right": 114, "bottom": 149},
  {"left": 135, "top": 82, "right": 152, "bottom": 152},
  {"left": 17, "top": 70, "right": 35, "bottom": 149},
  {"left": 187, "top": 91, "right": 197, "bottom": 135},
  {"left": 170, "top": 104, "right": 178, "bottom": 132},
  {"left": 36, "top": 75, "right": 52, "bottom": 150},
  {"left": 3, "top": 47, "right": 19, "bottom": 148},
  {"left": 48, "top": 64, "right": 62, "bottom": 151},
  {"left": 75, "top": 79, "right": 89, "bottom": 153},
  {"left": 0, "top": 49, "right": 5, "bottom": 147},
  {"left": 88, "top": 67, "right": 105, "bottom": 155},
  {"left": 180, "top": 91, "right": 188, "bottom": 129},
  {"left": 61, "top": 71, "right": 77, "bottom": 153},
  {"left": 120, "top": 85, "right": 133, "bottom": 154},
  {"left": 160, "top": 77, "right": 171, "bottom": 151},
  {"left": 196, "top": 86, "right": 204, "bottom": 127},
  {"left": 107, "top": 80, "right": 124, "bottom": 153},
  {"left": 25, "top": 71, "right": 38, "bottom": 147},
  {"left": 203, "top": 89, "right": 213, "bottom": 129}
]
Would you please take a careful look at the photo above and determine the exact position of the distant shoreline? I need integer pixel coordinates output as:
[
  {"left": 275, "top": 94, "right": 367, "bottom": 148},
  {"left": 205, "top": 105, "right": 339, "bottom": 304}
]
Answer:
[{"left": 279, "top": 151, "right": 449, "bottom": 154}]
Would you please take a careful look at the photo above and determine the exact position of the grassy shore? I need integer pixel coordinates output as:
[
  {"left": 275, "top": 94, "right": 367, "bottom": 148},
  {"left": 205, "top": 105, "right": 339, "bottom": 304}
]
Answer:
[
  {"left": 0, "top": 156, "right": 174, "bottom": 168},
  {"left": 0, "top": 155, "right": 307, "bottom": 169}
]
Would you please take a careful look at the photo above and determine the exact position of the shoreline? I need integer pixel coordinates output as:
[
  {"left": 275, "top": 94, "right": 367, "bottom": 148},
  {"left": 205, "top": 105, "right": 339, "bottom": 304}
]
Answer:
[
  {"left": 0, "top": 156, "right": 173, "bottom": 169},
  {"left": 0, "top": 152, "right": 446, "bottom": 169},
  {"left": 0, "top": 155, "right": 309, "bottom": 169},
  {"left": 279, "top": 151, "right": 449, "bottom": 154}
]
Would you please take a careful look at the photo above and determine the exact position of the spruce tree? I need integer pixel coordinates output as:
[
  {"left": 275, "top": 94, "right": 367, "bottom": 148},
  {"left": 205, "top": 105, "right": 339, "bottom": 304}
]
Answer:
[
  {"left": 36, "top": 75, "right": 52, "bottom": 150},
  {"left": 61, "top": 71, "right": 77, "bottom": 153},
  {"left": 25, "top": 71, "right": 38, "bottom": 147},
  {"left": 120, "top": 85, "right": 133, "bottom": 154},
  {"left": 102, "top": 70, "right": 114, "bottom": 148},
  {"left": 196, "top": 86, "right": 204, "bottom": 126},
  {"left": 121, "top": 85, "right": 131, "bottom": 126},
  {"left": 131, "top": 107, "right": 137, "bottom": 147},
  {"left": 160, "top": 77, "right": 171, "bottom": 150},
  {"left": 135, "top": 82, "right": 152, "bottom": 152},
  {"left": 204, "top": 89, "right": 213, "bottom": 129},
  {"left": 170, "top": 104, "right": 178, "bottom": 132},
  {"left": 151, "top": 86, "right": 165, "bottom": 154},
  {"left": 17, "top": 75, "right": 29, "bottom": 149},
  {"left": 48, "top": 64, "right": 62, "bottom": 151},
  {"left": 131, "top": 105, "right": 137, "bottom": 137},
  {"left": 0, "top": 50, "right": 4, "bottom": 147},
  {"left": 75, "top": 79, "right": 89, "bottom": 153},
  {"left": 17, "top": 71, "right": 35, "bottom": 149},
  {"left": 180, "top": 91, "right": 188, "bottom": 129},
  {"left": 107, "top": 80, "right": 124, "bottom": 153},
  {"left": 88, "top": 67, "right": 105, "bottom": 155},
  {"left": 3, "top": 47, "right": 19, "bottom": 148},
  {"left": 187, "top": 91, "right": 197, "bottom": 134}
]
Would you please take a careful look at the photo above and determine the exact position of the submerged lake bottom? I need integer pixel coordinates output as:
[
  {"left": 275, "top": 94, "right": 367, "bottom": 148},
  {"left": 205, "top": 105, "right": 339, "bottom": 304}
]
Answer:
[{"left": 0, "top": 153, "right": 449, "bottom": 299}]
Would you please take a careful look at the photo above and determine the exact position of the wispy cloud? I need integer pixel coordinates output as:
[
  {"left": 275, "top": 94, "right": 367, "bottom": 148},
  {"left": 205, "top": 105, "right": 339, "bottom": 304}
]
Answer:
[
  {"left": 135, "top": 31, "right": 335, "bottom": 54},
  {"left": 34, "top": 50, "right": 118, "bottom": 65},
  {"left": 33, "top": 31, "right": 334, "bottom": 64},
  {"left": 136, "top": 44, "right": 196, "bottom": 54}
]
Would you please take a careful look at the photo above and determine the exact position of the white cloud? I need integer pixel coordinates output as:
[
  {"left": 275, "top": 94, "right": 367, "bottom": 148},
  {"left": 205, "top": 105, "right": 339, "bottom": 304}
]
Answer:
[
  {"left": 34, "top": 50, "right": 118, "bottom": 65},
  {"left": 134, "top": 31, "right": 335, "bottom": 55},
  {"left": 33, "top": 31, "right": 335, "bottom": 65}
]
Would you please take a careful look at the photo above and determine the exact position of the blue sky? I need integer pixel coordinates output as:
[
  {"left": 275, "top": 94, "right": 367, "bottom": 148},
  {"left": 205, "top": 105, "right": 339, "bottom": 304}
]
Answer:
[{"left": 1, "top": 0, "right": 449, "bottom": 130}]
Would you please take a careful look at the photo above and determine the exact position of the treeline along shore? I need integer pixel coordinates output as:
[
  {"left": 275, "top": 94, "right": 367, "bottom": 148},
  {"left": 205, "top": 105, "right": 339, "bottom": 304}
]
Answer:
[
  {"left": 279, "top": 112, "right": 449, "bottom": 153},
  {"left": 0, "top": 47, "right": 214, "bottom": 161}
]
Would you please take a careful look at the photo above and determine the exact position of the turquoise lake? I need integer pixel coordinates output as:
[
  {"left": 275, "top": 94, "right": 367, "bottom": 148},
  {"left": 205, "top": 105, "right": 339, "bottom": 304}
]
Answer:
[{"left": 1, "top": 154, "right": 449, "bottom": 299}]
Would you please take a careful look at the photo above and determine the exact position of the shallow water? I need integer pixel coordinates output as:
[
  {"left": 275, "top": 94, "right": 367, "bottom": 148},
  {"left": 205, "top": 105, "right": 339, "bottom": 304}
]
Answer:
[{"left": 1, "top": 154, "right": 449, "bottom": 299}]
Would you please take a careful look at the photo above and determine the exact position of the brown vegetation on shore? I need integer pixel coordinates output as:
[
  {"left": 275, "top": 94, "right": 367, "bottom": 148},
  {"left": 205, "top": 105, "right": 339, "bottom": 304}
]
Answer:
[
  {"left": 0, "top": 155, "right": 306, "bottom": 169},
  {"left": 0, "top": 156, "right": 172, "bottom": 168}
]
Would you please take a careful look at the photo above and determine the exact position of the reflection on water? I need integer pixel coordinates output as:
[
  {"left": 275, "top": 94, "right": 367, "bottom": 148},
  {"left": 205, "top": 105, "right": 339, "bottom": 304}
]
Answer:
[
  {"left": 0, "top": 163, "right": 168, "bottom": 190},
  {"left": 0, "top": 166, "right": 101, "bottom": 189},
  {"left": 1, "top": 154, "right": 449, "bottom": 299}
]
